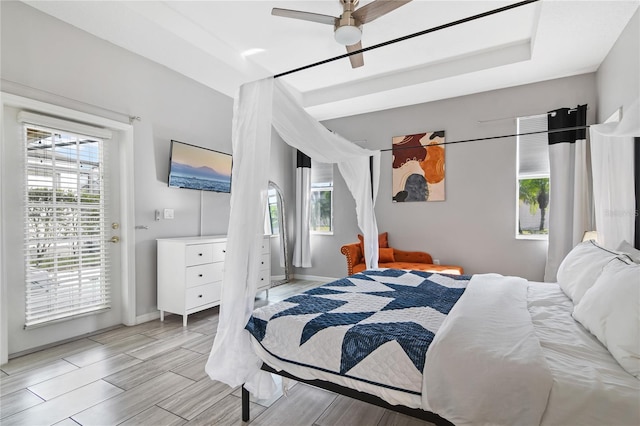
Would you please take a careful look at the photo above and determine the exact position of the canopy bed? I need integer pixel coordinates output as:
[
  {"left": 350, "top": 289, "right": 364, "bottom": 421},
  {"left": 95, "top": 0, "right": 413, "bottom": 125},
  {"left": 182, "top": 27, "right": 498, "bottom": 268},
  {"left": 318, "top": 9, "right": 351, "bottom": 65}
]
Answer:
[
  {"left": 242, "top": 247, "right": 640, "bottom": 425},
  {"left": 204, "top": 77, "right": 639, "bottom": 424},
  {"left": 204, "top": 0, "right": 639, "bottom": 424}
]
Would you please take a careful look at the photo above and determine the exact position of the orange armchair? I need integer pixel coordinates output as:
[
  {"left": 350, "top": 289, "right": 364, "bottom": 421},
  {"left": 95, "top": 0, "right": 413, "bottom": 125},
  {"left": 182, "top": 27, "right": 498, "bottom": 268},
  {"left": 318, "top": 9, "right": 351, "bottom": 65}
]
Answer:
[{"left": 340, "top": 240, "right": 463, "bottom": 276}]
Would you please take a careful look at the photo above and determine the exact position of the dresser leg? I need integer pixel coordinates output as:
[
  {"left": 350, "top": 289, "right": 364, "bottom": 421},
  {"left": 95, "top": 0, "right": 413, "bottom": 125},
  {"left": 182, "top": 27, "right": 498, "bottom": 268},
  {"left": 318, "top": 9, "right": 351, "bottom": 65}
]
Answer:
[
  {"left": 265, "top": 289, "right": 269, "bottom": 299},
  {"left": 183, "top": 315, "right": 188, "bottom": 327},
  {"left": 160, "top": 310, "right": 164, "bottom": 322}
]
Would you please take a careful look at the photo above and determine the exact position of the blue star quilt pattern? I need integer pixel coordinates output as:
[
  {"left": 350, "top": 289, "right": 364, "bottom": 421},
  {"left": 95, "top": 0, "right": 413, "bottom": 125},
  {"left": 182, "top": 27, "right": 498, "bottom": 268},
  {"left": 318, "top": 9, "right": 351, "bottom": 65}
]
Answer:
[{"left": 246, "top": 269, "right": 470, "bottom": 394}]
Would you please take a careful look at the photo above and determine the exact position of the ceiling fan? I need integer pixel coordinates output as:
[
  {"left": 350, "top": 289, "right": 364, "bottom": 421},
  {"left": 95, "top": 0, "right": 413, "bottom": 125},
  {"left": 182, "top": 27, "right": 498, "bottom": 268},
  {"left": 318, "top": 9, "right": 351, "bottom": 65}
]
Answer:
[{"left": 272, "top": 0, "right": 412, "bottom": 68}]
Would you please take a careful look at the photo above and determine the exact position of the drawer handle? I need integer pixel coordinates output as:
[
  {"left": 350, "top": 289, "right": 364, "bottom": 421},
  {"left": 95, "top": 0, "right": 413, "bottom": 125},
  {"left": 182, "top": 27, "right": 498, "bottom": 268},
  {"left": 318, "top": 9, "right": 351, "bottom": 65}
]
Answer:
[
  {"left": 261, "top": 261, "right": 264, "bottom": 265},
  {"left": 199, "top": 274, "right": 203, "bottom": 277},
  {"left": 260, "top": 278, "right": 264, "bottom": 281},
  {"left": 222, "top": 250, "right": 226, "bottom": 253},
  {"left": 198, "top": 253, "right": 203, "bottom": 257},
  {"left": 198, "top": 294, "right": 203, "bottom": 298}
]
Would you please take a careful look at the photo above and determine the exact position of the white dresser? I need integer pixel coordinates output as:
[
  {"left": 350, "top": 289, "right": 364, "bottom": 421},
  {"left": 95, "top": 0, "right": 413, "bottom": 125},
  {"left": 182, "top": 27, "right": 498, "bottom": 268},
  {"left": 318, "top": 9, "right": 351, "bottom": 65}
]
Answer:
[
  {"left": 157, "top": 235, "right": 270, "bottom": 326},
  {"left": 256, "top": 236, "right": 272, "bottom": 294}
]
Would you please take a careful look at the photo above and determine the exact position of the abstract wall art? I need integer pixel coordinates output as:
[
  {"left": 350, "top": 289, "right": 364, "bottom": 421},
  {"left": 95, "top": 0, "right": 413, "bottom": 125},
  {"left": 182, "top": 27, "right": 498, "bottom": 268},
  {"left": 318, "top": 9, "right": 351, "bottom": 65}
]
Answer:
[{"left": 392, "top": 131, "right": 445, "bottom": 202}]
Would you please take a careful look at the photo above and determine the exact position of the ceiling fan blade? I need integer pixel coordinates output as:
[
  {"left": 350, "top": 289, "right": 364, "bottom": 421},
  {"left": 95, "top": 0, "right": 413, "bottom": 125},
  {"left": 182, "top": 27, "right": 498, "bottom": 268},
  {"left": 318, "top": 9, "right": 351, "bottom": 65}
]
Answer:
[
  {"left": 271, "top": 8, "right": 336, "bottom": 25},
  {"left": 346, "top": 42, "right": 364, "bottom": 68},
  {"left": 352, "top": 0, "right": 412, "bottom": 24}
]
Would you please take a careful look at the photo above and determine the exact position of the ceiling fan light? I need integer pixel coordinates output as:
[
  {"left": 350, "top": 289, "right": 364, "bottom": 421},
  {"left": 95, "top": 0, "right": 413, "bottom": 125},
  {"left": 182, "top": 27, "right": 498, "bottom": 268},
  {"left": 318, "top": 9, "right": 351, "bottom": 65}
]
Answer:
[{"left": 334, "top": 25, "right": 361, "bottom": 46}]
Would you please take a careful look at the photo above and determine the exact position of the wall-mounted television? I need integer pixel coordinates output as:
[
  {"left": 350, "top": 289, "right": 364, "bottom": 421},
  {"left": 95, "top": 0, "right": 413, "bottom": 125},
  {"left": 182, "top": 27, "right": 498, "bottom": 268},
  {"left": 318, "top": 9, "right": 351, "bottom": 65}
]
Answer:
[{"left": 168, "top": 140, "right": 232, "bottom": 193}]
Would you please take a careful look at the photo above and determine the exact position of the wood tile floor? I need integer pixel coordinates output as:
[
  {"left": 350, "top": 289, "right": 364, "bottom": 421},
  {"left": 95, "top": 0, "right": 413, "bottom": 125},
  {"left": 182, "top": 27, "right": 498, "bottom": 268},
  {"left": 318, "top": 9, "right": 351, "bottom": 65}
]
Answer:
[{"left": 0, "top": 280, "right": 436, "bottom": 426}]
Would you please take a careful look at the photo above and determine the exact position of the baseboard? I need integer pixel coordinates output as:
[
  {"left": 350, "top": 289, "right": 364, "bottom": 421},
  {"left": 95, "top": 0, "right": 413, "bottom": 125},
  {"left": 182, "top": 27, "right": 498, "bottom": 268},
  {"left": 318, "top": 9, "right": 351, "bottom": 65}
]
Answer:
[
  {"left": 8, "top": 324, "right": 122, "bottom": 360},
  {"left": 291, "top": 274, "right": 336, "bottom": 282},
  {"left": 271, "top": 274, "right": 285, "bottom": 281},
  {"left": 8, "top": 312, "right": 162, "bottom": 360},
  {"left": 135, "top": 311, "right": 161, "bottom": 324}
]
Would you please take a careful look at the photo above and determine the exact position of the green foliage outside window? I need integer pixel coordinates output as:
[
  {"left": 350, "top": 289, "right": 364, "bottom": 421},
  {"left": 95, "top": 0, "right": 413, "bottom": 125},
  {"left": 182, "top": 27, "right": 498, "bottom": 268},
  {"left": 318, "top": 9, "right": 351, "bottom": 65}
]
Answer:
[
  {"left": 269, "top": 202, "right": 279, "bottom": 235},
  {"left": 310, "top": 189, "right": 332, "bottom": 233},
  {"left": 518, "top": 178, "right": 549, "bottom": 235}
]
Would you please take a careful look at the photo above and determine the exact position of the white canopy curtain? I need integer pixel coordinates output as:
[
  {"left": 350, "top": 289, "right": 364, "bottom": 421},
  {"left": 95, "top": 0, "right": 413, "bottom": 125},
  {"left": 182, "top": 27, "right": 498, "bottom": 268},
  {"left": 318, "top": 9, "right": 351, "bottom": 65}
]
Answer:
[
  {"left": 544, "top": 105, "right": 592, "bottom": 282},
  {"left": 206, "top": 77, "right": 381, "bottom": 397},
  {"left": 589, "top": 99, "right": 639, "bottom": 250},
  {"left": 293, "top": 150, "right": 312, "bottom": 267}
]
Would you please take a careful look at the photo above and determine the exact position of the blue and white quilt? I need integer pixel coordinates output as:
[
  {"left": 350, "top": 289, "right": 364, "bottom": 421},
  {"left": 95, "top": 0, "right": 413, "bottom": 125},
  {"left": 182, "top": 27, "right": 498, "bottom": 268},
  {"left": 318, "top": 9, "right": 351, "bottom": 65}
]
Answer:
[{"left": 246, "top": 269, "right": 470, "bottom": 395}]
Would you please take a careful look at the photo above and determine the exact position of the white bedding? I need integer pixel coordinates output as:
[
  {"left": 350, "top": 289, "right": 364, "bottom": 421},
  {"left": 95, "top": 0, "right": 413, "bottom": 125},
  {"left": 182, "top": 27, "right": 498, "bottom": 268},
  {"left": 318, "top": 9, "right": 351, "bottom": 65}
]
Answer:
[
  {"left": 247, "top": 271, "right": 640, "bottom": 425},
  {"left": 423, "top": 274, "right": 554, "bottom": 426},
  {"left": 529, "top": 281, "right": 640, "bottom": 426}
]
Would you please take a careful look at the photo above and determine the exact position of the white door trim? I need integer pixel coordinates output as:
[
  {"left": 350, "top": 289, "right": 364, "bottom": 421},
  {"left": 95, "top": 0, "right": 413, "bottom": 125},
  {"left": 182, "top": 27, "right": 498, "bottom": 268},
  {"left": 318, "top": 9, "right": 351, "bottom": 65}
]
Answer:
[{"left": 0, "top": 92, "right": 136, "bottom": 364}]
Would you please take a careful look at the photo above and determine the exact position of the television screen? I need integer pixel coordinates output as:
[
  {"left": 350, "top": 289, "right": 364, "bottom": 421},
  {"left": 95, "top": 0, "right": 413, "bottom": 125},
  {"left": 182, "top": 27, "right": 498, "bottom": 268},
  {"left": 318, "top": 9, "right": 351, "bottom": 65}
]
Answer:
[{"left": 168, "top": 140, "right": 232, "bottom": 193}]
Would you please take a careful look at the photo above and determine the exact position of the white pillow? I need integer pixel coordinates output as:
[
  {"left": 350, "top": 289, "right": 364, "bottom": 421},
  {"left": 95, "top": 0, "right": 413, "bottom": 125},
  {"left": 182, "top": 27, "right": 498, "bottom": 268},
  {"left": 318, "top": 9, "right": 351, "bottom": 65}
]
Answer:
[
  {"left": 556, "top": 240, "right": 620, "bottom": 304},
  {"left": 617, "top": 240, "right": 640, "bottom": 264},
  {"left": 572, "top": 257, "right": 640, "bottom": 379}
]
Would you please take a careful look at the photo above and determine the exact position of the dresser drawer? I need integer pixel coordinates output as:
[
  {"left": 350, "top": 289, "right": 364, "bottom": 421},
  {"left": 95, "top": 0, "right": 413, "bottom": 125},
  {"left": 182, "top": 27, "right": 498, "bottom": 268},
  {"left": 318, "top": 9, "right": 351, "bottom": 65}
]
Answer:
[
  {"left": 210, "top": 242, "right": 226, "bottom": 263},
  {"left": 185, "top": 262, "right": 223, "bottom": 287},
  {"left": 186, "top": 283, "right": 221, "bottom": 309},
  {"left": 185, "top": 244, "right": 214, "bottom": 266},
  {"left": 257, "top": 268, "right": 270, "bottom": 289},
  {"left": 261, "top": 238, "right": 270, "bottom": 254},
  {"left": 259, "top": 253, "right": 270, "bottom": 270}
]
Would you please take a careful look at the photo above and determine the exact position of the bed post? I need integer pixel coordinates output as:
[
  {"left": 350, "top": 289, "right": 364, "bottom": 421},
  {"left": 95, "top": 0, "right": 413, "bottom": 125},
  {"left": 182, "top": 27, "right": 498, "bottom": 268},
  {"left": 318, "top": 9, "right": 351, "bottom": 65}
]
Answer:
[{"left": 241, "top": 385, "right": 250, "bottom": 421}]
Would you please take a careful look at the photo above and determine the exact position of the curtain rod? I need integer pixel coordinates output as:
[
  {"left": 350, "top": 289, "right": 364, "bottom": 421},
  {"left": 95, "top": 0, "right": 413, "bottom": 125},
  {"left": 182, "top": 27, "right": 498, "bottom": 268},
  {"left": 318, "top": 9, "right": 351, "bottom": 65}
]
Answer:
[
  {"left": 1, "top": 78, "right": 141, "bottom": 124},
  {"left": 379, "top": 125, "right": 590, "bottom": 153},
  {"left": 478, "top": 106, "right": 591, "bottom": 124},
  {"left": 274, "top": 0, "right": 540, "bottom": 79}
]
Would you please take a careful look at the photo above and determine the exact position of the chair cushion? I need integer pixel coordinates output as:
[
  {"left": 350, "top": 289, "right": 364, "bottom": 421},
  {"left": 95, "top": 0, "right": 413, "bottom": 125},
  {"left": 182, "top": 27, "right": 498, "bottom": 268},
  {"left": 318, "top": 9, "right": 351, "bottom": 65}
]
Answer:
[
  {"left": 357, "top": 232, "right": 389, "bottom": 257},
  {"left": 379, "top": 247, "right": 395, "bottom": 263}
]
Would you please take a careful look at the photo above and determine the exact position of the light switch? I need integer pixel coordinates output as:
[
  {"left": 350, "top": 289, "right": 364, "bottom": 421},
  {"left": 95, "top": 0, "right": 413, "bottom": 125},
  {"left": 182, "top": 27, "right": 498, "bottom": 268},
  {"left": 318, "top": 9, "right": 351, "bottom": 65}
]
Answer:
[{"left": 164, "top": 208, "right": 174, "bottom": 219}]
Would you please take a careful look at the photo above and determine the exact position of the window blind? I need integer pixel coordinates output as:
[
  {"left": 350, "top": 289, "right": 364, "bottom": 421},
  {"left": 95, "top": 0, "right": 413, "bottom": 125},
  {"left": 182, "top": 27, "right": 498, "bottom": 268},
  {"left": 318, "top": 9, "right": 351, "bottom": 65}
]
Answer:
[
  {"left": 311, "top": 160, "right": 333, "bottom": 186},
  {"left": 22, "top": 118, "right": 111, "bottom": 328},
  {"left": 517, "top": 114, "right": 549, "bottom": 176}
]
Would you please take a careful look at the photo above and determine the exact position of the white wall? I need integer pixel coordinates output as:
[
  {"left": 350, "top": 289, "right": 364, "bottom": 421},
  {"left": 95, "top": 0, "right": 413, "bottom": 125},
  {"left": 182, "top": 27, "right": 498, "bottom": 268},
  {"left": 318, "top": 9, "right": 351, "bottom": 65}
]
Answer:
[
  {"left": 596, "top": 9, "right": 639, "bottom": 123},
  {"left": 301, "top": 73, "right": 598, "bottom": 281}
]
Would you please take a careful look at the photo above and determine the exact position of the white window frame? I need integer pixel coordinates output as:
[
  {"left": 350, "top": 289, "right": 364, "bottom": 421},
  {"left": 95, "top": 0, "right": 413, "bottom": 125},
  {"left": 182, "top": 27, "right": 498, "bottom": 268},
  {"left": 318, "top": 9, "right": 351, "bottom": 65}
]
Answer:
[
  {"left": 310, "top": 161, "right": 333, "bottom": 235},
  {"left": 23, "top": 122, "right": 111, "bottom": 328},
  {"left": 516, "top": 114, "right": 550, "bottom": 240}
]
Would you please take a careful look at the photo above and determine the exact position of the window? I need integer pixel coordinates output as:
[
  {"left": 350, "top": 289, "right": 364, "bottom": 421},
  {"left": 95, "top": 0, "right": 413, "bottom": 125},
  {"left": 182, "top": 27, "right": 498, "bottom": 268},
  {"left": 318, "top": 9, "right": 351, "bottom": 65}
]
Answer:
[
  {"left": 310, "top": 160, "right": 333, "bottom": 234},
  {"left": 516, "top": 114, "right": 550, "bottom": 239},
  {"left": 23, "top": 121, "right": 111, "bottom": 327}
]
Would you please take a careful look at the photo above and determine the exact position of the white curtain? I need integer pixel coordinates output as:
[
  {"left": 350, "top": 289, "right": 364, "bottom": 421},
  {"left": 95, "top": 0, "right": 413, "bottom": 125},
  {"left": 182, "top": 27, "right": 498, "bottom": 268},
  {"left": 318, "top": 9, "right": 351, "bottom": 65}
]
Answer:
[
  {"left": 293, "top": 150, "right": 311, "bottom": 267},
  {"left": 589, "top": 99, "right": 639, "bottom": 250},
  {"left": 544, "top": 105, "right": 592, "bottom": 282},
  {"left": 206, "top": 77, "right": 380, "bottom": 397}
]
